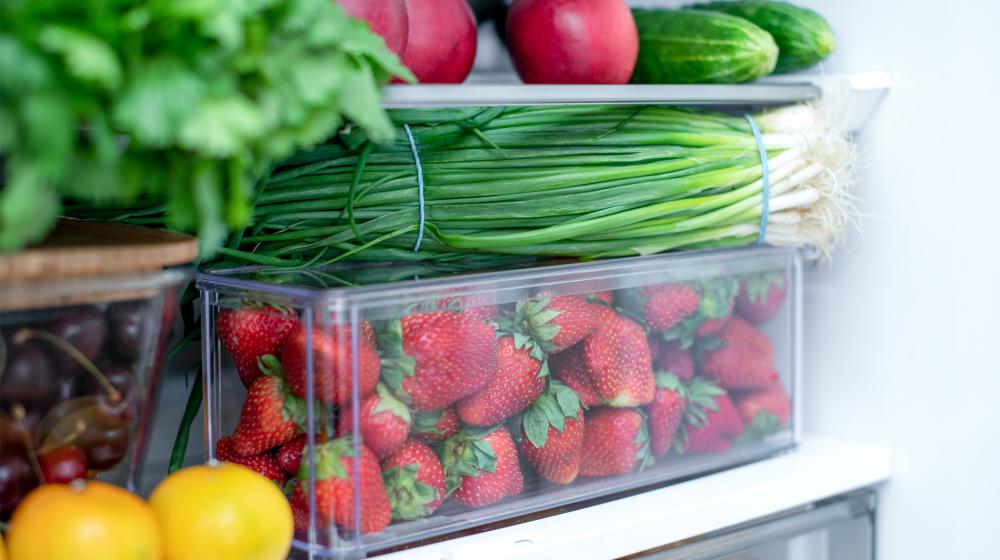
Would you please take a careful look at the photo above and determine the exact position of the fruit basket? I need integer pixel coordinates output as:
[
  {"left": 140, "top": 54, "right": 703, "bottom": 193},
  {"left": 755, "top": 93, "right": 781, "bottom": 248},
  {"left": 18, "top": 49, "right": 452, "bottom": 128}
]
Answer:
[
  {"left": 197, "top": 245, "right": 801, "bottom": 556},
  {"left": 0, "top": 219, "right": 195, "bottom": 520}
]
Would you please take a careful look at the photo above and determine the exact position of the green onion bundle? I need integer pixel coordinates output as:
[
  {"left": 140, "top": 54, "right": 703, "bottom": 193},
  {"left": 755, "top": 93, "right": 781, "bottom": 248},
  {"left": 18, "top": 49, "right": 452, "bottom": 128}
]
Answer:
[{"left": 77, "top": 104, "right": 855, "bottom": 265}]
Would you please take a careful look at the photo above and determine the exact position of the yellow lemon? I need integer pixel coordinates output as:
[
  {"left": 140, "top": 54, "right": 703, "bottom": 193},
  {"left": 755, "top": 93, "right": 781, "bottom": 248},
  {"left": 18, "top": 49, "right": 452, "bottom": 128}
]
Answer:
[
  {"left": 149, "top": 461, "right": 293, "bottom": 560},
  {"left": 6, "top": 480, "right": 162, "bottom": 560}
]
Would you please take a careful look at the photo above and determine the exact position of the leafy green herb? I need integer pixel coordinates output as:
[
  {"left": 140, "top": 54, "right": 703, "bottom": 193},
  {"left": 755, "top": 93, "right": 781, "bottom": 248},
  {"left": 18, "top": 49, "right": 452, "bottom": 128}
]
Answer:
[{"left": 0, "top": 0, "right": 413, "bottom": 253}]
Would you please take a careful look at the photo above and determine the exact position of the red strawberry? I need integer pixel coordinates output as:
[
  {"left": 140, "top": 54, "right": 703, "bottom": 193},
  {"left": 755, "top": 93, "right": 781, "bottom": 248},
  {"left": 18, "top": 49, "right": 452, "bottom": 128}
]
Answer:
[
  {"left": 648, "top": 375, "right": 723, "bottom": 456},
  {"left": 701, "top": 317, "right": 779, "bottom": 390},
  {"left": 216, "top": 305, "right": 297, "bottom": 388},
  {"left": 456, "top": 336, "right": 546, "bottom": 427},
  {"left": 441, "top": 426, "right": 523, "bottom": 508},
  {"left": 549, "top": 343, "right": 603, "bottom": 407},
  {"left": 339, "top": 384, "right": 412, "bottom": 460},
  {"left": 662, "top": 277, "right": 739, "bottom": 346},
  {"left": 231, "top": 375, "right": 302, "bottom": 456},
  {"left": 579, "top": 407, "right": 651, "bottom": 477},
  {"left": 380, "top": 312, "right": 498, "bottom": 411},
  {"left": 515, "top": 381, "right": 585, "bottom": 484},
  {"left": 636, "top": 283, "right": 700, "bottom": 332},
  {"left": 438, "top": 293, "right": 499, "bottom": 322},
  {"left": 291, "top": 486, "right": 310, "bottom": 533},
  {"left": 291, "top": 439, "right": 390, "bottom": 534},
  {"left": 215, "top": 436, "right": 285, "bottom": 483},
  {"left": 655, "top": 340, "right": 694, "bottom": 382},
  {"left": 734, "top": 384, "right": 792, "bottom": 441},
  {"left": 277, "top": 435, "right": 306, "bottom": 475},
  {"left": 684, "top": 390, "right": 743, "bottom": 453},
  {"left": 647, "top": 373, "right": 686, "bottom": 457},
  {"left": 412, "top": 406, "right": 460, "bottom": 444},
  {"left": 736, "top": 271, "right": 787, "bottom": 324},
  {"left": 281, "top": 323, "right": 381, "bottom": 405},
  {"left": 583, "top": 306, "right": 655, "bottom": 407},
  {"left": 516, "top": 294, "right": 598, "bottom": 353},
  {"left": 382, "top": 439, "right": 447, "bottom": 520}
]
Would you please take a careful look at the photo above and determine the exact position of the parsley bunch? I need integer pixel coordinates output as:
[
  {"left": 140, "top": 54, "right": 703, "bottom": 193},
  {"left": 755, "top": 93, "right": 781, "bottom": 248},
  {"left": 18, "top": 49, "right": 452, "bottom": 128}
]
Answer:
[{"left": 0, "top": 0, "right": 412, "bottom": 252}]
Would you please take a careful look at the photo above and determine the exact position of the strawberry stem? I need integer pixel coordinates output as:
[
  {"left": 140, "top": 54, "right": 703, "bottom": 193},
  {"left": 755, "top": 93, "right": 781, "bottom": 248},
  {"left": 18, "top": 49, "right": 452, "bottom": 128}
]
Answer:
[{"left": 14, "top": 328, "right": 121, "bottom": 402}]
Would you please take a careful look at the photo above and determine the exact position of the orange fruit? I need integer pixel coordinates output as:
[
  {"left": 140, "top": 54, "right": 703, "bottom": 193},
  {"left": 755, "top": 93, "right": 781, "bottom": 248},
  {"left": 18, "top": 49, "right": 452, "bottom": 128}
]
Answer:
[
  {"left": 6, "top": 480, "right": 162, "bottom": 560},
  {"left": 149, "top": 461, "right": 292, "bottom": 560}
]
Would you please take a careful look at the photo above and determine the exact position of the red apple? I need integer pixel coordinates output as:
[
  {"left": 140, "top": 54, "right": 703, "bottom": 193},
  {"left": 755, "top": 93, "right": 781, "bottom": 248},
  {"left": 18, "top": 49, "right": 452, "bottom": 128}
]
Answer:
[
  {"left": 399, "top": 0, "right": 477, "bottom": 83},
  {"left": 507, "top": 0, "right": 638, "bottom": 84},
  {"left": 337, "top": 0, "right": 409, "bottom": 56}
]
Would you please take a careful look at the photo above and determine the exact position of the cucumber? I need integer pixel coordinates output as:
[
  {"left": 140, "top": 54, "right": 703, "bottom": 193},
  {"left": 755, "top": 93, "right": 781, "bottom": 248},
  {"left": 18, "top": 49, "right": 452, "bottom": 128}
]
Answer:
[
  {"left": 631, "top": 9, "right": 778, "bottom": 84},
  {"left": 692, "top": 1, "right": 835, "bottom": 73}
]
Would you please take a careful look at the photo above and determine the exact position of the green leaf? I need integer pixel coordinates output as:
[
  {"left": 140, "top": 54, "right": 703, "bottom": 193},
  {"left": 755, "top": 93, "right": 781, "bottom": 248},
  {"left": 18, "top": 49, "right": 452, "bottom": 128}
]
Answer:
[
  {"left": 412, "top": 409, "right": 444, "bottom": 435},
  {"left": 535, "top": 394, "right": 564, "bottom": 432},
  {"left": 372, "top": 383, "right": 412, "bottom": 423},
  {"left": 338, "top": 56, "right": 395, "bottom": 144},
  {"left": 0, "top": 168, "right": 60, "bottom": 250},
  {"left": 38, "top": 25, "right": 121, "bottom": 90},
  {"left": 113, "top": 59, "right": 205, "bottom": 147},
  {"left": 522, "top": 407, "right": 549, "bottom": 449},
  {"left": 301, "top": 439, "right": 352, "bottom": 481},
  {"left": 179, "top": 96, "right": 268, "bottom": 158},
  {"left": 551, "top": 382, "right": 581, "bottom": 419}
]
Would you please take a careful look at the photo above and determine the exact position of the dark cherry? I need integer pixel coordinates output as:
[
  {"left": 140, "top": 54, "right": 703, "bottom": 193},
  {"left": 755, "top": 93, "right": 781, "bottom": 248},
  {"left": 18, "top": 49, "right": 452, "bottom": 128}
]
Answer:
[
  {"left": 39, "top": 444, "right": 87, "bottom": 483},
  {"left": 0, "top": 447, "right": 37, "bottom": 521},
  {"left": 0, "top": 414, "right": 28, "bottom": 449},
  {"left": 81, "top": 426, "right": 129, "bottom": 470},
  {"left": 107, "top": 300, "right": 151, "bottom": 362},
  {"left": 87, "top": 365, "right": 141, "bottom": 422},
  {"left": 46, "top": 306, "right": 106, "bottom": 373},
  {"left": 0, "top": 343, "right": 56, "bottom": 409}
]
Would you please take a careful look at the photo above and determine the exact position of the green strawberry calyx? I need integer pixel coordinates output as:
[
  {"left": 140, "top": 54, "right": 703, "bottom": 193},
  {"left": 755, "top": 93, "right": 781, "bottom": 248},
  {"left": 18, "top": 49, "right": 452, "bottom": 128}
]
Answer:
[
  {"left": 258, "top": 353, "right": 284, "bottom": 379},
  {"left": 742, "top": 271, "right": 785, "bottom": 305},
  {"left": 277, "top": 376, "right": 310, "bottom": 431},
  {"left": 440, "top": 428, "right": 499, "bottom": 494},
  {"left": 372, "top": 383, "right": 412, "bottom": 424},
  {"left": 634, "top": 411, "right": 654, "bottom": 471},
  {"left": 734, "top": 410, "right": 786, "bottom": 444},
  {"left": 383, "top": 463, "right": 440, "bottom": 521},
  {"left": 298, "top": 437, "right": 354, "bottom": 482},
  {"left": 515, "top": 297, "right": 563, "bottom": 354},
  {"left": 412, "top": 409, "right": 445, "bottom": 436},
  {"left": 375, "top": 318, "right": 417, "bottom": 403},
  {"left": 515, "top": 380, "right": 581, "bottom": 449},
  {"left": 663, "top": 277, "right": 738, "bottom": 348},
  {"left": 672, "top": 376, "right": 725, "bottom": 454}
]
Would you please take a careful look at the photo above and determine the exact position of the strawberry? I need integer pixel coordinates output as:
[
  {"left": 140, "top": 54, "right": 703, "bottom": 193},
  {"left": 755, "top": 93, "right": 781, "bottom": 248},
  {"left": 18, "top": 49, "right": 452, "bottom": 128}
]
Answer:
[
  {"left": 277, "top": 435, "right": 306, "bottom": 475},
  {"left": 438, "top": 293, "right": 499, "bottom": 322},
  {"left": 655, "top": 340, "right": 694, "bottom": 382},
  {"left": 382, "top": 439, "right": 447, "bottom": 520},
  {"left": 441, "top": 426, "right": 523, "bottom": 508},
  {"left": 339, "top": 384, "right": 412, "bottom": 460},
  {"left": 379, "top": 311, "right": 498, "bottom": 411},
  {"left": 291, "top": 438, "right": 390, "bottom": 534},
  {"left": 412, "top": 406, "right": 460, "bottom": 444},
  {"left": 456, "top": 336, "right": 546, "bottom": 427},
  {"left": 549, "top": 343, "right": 603, "bottom": 407},
  {"left": 579, "top": 407, "right": 651, "bottom": 477},
  {"left": 515, "top": 381, "right": 585, "bottom": 484},
  {"left": 281, "top": 323, "right": 381, "bottom": 405},
  {"left": 649, "top": 375, "right": 723, "bottom": 456},
  {"left": 215, "top": 436, "right": 286, "bottom": 483},
  {"left": 583, "top": 306, "right": 655, "bottom": 407},
  {"left": 663, "top": 277, "right": 739, "bottom": 346},
  {"left": 230, "top": 375, "right": 303, "bottom": 456},
  {"left": 700, "top": 317, "right": 779, "bottom": 390},
  {"left": 736, "top": 271, "right": 787, "bottom": 324},
  {"left": 216, "top": 305, "right": 297, "bottom": 388},
  {"left": 515, "top": 294, "right": 598, "bottom": 353},
  {"left": 733, "top": 384, "right": 792, "bottom": 442},
  {"left": 683, "top": 389, "right": 743, "bottom": 453},
  {"left": 626, "top": 283, "right": 700, "bottom": 332}
]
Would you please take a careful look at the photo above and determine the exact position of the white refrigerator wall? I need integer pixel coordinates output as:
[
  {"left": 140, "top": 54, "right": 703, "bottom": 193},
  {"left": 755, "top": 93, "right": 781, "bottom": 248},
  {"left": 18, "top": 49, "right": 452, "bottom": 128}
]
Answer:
[{"left": 794, "top": 1, "right": 1000, "bottom": 558}]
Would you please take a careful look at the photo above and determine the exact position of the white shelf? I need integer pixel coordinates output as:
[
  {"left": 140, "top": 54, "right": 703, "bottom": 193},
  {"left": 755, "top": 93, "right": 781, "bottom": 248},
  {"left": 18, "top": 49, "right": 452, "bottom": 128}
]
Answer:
[{"left": 376, "top": 434, "right": 891, "bottom": 560}]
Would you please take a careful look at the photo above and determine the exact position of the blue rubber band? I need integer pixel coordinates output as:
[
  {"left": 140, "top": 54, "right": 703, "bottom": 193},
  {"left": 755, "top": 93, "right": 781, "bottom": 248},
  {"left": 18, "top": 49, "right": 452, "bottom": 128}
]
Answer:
[
  {"left": 403, "top": 123, "right": 426, "bottom": 252},
  {"left": 744, "top": 114, "right": 770, "bottom": 244}
]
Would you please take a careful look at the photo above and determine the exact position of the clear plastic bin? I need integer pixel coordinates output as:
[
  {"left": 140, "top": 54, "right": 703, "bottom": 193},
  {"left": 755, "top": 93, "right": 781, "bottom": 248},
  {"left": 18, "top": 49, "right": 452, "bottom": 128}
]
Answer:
[
  {"left": 0, "top": 267, "right": 191, "bottom": 519},
  {"left": 197, "top": 246, "right": 801, "bottom": 557}
]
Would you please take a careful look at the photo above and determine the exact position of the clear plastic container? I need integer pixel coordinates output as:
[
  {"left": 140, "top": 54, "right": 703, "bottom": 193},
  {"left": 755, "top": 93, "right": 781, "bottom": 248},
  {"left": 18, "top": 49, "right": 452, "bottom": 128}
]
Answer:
[
  {"left": 197, "top": 246, "right": 801, "bottom": 557},
  {"left": 0, "top": 267, "right": 191, "bottom": 519}
]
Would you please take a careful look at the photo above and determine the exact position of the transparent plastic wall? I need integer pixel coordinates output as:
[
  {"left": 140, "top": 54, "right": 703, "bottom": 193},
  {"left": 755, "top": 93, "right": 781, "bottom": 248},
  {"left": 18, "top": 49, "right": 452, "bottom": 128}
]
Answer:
[
  {"left": 198, "top": 246, "right": 801, "bottom": 556},
  {"left": 0, "top": 268, "right": 190, "bottom": 519}
]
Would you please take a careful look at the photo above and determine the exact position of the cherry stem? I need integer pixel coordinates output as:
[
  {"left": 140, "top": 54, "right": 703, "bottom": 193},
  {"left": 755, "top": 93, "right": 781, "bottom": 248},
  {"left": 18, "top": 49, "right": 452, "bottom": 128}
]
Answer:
[
  {"left": 12, "top": 404, "right": 46, "bottom": 485},
  {"left": 14, "top": 328, "right": 121, "bottom": 402}
]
